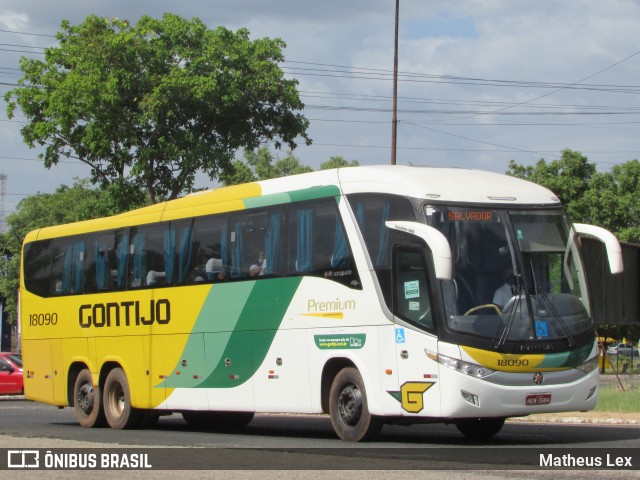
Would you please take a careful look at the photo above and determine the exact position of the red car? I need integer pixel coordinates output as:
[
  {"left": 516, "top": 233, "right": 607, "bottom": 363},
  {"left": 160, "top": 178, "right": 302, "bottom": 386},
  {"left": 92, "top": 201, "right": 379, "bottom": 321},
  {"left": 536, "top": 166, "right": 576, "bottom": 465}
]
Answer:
[{"left": 0, "top": 352, "right": 23, "bottom": 395}]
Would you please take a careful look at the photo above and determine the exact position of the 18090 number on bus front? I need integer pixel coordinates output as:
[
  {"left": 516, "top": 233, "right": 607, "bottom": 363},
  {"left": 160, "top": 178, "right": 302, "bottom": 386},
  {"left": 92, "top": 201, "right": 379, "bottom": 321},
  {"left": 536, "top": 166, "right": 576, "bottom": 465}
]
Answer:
[{"left": 28, "top": 313, "right": 58, "bottom": 327}]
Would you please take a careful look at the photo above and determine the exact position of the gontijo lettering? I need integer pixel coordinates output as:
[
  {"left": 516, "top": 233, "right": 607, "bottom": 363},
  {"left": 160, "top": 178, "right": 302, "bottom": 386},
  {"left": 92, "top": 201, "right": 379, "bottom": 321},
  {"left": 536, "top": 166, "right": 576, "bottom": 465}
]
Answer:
[{"left": 79, "top": 299, "right": 170, "bottom": 328}]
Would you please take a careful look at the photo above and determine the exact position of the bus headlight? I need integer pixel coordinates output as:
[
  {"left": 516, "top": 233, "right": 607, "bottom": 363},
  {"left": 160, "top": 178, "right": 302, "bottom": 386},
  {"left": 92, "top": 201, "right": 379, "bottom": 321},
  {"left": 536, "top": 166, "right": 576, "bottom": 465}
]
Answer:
[
  {"left": 575, "top": 356, "right": 599, "bottom": 374},
  {"left": 427, "top": 350, "right": 495, "bottom": 379}
]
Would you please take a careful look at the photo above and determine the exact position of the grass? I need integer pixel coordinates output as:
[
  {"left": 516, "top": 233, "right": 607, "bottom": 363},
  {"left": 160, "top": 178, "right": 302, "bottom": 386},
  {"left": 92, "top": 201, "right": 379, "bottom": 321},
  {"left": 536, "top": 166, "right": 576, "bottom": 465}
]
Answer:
[
  {"left": 594, "top": 383, "right": 640, "bottom": 413},
  {"left": 601, "top": 354, "right": 640, "bottom": 375}
]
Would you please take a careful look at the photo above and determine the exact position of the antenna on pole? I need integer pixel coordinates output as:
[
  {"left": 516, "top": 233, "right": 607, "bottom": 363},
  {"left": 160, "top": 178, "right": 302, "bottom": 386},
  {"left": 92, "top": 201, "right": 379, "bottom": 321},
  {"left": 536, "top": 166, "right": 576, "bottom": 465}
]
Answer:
[{"left": 391, "top": 0, "right": 399, "bottom": 165}]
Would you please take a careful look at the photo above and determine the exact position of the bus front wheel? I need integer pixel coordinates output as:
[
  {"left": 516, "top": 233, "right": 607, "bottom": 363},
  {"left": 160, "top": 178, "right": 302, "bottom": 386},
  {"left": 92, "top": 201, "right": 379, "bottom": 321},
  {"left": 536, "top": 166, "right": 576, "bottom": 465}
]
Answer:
[
  {"left": 103, "top": 367, "right": 142, "bottom": 429},
  {"left": 73, "top": 369, "right": 105, "bottom": 428},
  {"left": 329, "top": 367, "right": 382, "bottom": 442}
]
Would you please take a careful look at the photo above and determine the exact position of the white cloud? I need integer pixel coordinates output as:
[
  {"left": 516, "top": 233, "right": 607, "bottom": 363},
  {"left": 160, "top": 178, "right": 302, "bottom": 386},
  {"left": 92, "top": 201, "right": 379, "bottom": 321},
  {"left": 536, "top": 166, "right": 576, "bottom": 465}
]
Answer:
[
  {"left": 0, "top": 0, "right": 639, "bottom": 207},
  {"left": 0, "top": 11, "right": 29, "bottom": 32}
]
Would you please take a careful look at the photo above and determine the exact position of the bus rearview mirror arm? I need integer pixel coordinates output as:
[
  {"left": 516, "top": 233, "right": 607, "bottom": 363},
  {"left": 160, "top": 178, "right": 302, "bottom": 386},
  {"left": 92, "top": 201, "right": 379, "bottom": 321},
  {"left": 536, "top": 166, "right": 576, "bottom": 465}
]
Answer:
[{"left": 385, "top": 221, "right": 452, "bottom": 280}]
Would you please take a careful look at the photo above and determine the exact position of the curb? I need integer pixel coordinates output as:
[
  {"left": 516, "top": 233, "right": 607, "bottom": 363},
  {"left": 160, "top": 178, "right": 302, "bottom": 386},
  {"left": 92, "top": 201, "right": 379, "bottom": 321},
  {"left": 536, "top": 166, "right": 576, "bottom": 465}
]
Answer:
[{"left": 509, "top": 415, "right": 640, "bottom": 425}]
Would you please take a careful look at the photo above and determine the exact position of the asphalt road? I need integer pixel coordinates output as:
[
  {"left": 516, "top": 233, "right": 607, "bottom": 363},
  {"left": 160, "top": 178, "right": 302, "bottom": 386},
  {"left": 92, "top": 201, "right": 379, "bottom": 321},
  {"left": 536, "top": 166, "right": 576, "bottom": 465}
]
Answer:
[{"left": 0, "top": 397, "right": 639, "bottom": 479}]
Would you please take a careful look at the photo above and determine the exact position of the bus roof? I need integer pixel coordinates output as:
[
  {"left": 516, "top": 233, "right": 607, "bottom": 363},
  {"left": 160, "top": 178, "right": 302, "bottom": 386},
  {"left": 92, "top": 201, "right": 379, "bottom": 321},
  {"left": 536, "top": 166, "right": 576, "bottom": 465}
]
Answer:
[
  {"left": 25, "top": 165, "right": 560, "bottom": 242},
  {"left": 259, "top": 165, "right": 559, "bottom": 204}
]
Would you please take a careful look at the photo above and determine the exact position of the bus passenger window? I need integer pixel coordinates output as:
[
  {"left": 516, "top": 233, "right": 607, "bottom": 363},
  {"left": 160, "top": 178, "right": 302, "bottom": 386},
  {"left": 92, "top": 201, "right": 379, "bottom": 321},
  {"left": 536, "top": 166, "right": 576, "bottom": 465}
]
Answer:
[
  {"left": 23, "top": 240, "right": 53, "bottom": 297},
  {"left": 129, "top": 225, "right": 166, "bottom": 288},
  {"left": 50, "top": 238, "right": 85, "bottom": 295},
  {"left": 85, "top": 231, "right": 123, "bottom": 293},
  {"left": 189, "top": 215, "right": 227, "bottom": 283},
  {"left": 230, "top": 210, "right": 283, "bottom": 281},
  {"left": 288, "top": 199, "right": 361, "bottom": 289}
]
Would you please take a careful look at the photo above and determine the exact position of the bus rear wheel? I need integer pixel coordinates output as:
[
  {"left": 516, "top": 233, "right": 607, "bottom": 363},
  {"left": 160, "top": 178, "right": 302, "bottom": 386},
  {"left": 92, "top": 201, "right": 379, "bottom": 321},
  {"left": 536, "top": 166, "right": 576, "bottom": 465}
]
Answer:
[
  {"left": 329, "top": 367, "right": 382, "bottom": 442},
  {"left": 455, "top": 417, "right": 505, "bottom": 440},
  {"left": 73, "top": 369, "right": 105, "bottom": 428},
  {"left": 103, "top": 367, "right": 142, "bottom": 429}
]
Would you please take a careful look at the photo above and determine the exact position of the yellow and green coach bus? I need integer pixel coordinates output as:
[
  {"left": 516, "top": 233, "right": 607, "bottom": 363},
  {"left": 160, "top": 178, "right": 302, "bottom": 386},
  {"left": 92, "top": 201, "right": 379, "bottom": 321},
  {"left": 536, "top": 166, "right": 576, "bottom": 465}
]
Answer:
[{"left": 20, "top": 165, "right": 622, "bottom": 441}]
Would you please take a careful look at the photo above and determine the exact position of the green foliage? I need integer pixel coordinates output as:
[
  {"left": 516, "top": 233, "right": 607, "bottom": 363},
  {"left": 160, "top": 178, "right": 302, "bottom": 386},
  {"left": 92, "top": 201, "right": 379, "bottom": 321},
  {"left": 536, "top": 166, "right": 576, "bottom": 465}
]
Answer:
[
  {"left": 0, "top": 180, "right": 144, "bottom": 323},
  {"left": 5, "top": 14, "right": 311, "bottom": 203},
  {"left": 320, "top": 156, "right": 359, "bottom": 170},
  {"left": 220, "top": 148, "right": 312, "bottom": 186},
  {"left": 573, "top": 160, "right": 640, "bottom": 243},
  {"left": 507, "top": 149, "right": 596, "bottom": 221},
  {"left": 507, "top": 149, "right": 640, "bottom": 243}
]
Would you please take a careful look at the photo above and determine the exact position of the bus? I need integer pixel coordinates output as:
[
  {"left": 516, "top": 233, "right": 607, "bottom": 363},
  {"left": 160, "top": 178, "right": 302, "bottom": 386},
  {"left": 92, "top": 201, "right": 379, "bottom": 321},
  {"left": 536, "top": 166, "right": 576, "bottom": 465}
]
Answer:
[{"left": 20, "top": 165, "right": 622, "bottom": 441}]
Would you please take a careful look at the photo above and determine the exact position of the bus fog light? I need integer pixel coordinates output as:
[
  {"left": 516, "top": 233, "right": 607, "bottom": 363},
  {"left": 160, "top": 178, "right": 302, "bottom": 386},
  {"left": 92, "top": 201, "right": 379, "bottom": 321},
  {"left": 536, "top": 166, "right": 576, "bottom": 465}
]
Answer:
[
  {"left": 461, "top": 390, "right": 480, "bottom": 407},
  {"left": 586, "top": 385, "right": 597, "bottom": 401}
]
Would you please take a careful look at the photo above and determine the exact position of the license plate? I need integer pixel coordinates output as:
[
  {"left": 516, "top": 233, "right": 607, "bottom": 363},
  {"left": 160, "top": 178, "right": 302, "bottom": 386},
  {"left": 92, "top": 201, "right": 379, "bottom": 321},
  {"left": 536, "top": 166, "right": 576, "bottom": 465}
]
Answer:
[{"left": 526, "top": 393, "right": 551, "bottom": 406}]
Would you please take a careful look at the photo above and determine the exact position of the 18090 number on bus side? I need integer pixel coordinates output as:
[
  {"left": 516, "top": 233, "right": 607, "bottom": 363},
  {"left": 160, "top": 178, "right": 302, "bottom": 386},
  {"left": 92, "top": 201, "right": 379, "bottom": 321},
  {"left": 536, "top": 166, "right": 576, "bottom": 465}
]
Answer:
[{"left": 28, "top": 313, "right": 58, "bottom": 327}]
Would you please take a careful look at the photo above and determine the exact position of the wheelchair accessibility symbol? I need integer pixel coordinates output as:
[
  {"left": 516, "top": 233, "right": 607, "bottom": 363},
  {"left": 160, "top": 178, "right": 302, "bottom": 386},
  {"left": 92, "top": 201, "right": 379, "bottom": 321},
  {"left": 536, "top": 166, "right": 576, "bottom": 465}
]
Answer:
[{"left": 395, "top": 327, "right": 406, "bottom": 344}]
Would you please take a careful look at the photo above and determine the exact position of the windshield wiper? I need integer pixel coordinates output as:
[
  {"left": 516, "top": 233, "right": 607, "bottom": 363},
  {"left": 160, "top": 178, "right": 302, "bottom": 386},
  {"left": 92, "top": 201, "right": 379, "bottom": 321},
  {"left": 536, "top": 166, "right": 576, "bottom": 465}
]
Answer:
[{"left": 495, "top": 282, "right": 523, "bottom": 349}]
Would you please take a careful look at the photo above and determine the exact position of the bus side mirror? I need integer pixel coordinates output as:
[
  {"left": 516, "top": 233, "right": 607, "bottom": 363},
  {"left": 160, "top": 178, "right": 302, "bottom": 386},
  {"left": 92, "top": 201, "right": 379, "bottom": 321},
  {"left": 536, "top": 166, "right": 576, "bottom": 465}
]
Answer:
[
  {"left": 573, "top": 223, "right": 623, "bottom": 275},
  {"left": 385, "top": 221, "right": 452, "bottom": 280}
]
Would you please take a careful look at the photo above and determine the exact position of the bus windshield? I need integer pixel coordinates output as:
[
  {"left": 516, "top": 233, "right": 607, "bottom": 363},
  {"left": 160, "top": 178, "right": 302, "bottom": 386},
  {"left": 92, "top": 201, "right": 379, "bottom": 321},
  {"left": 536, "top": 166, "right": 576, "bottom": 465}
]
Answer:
[{"left": 425, "top": 205, "right": 591, "bottom": 343}]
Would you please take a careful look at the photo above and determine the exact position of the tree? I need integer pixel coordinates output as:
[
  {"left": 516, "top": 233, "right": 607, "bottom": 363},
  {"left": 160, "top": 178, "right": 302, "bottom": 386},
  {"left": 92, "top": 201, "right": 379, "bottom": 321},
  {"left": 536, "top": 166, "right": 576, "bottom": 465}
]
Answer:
[
  {"left": 508, "top": 150, "right": 640, "bottom": 243},
  {"left": 220, "top": 148, "right": 312, "bottom": 186},
  {"left": 574, "top": 160, "right": 640, "bottom": 243},
  {"left": 5, "top": 14, "right": 311, "bottom": 203},
  {"left": 320, "top": 156, "right": 359, "bottom": 170},
  {"left": 507, "top": 149, "right": 595, "bottom": 221},
  {"left": 0, "top": 180, "right": 142, "bottom": 323}
]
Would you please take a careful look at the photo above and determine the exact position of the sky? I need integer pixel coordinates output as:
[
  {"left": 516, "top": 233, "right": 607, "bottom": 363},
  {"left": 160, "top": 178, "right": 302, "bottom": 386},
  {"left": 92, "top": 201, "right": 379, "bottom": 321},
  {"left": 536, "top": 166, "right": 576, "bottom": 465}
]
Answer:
[{"left": 1, "top": 0, "right": 640, "bottom": 216}]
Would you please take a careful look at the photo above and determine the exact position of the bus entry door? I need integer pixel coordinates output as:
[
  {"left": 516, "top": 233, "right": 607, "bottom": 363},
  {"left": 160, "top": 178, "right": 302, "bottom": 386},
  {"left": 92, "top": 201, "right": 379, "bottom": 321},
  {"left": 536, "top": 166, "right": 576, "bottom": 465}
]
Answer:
[{"left": 392, "top": 245, "right": 441, "bottom": 418}]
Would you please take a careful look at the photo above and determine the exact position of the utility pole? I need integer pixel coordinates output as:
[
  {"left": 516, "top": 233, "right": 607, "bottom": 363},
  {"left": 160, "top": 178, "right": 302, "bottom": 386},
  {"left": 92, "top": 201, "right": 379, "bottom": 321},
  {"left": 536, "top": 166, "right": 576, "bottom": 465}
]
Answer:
[{"left": 391, "top": 0, "right": 399, "bottom": 165}]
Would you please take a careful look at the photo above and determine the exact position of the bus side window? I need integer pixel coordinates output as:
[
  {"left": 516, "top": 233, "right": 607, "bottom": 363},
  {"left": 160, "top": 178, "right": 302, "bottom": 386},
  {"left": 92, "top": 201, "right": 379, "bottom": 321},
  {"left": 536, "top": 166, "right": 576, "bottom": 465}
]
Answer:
[
  {"left": 23, "top": 240, "right": 53, "bottom": 297},
  {"left": 230, "top": 215, "right": 248, "bottom": 279},
  {"left": 114, "top": 231, "right": 129, "bottom": 290},
  {"left": 288, "top": 199, "right": 361, "bottom": 289},
  {"left": 186, "top": 215, "right": 228, "bottom": 284},
  {"left": 230, "top": 210, "right": 283, "bottom": 280},
  {"left": 129, "top": 225, "right": 166, "bottom": 288},
  {"left": 50, "top": 238, "right": 85, "bottom": 295},
  {"left": 85, "top": 231, "right": 119, "bottom": 293},
  {"left": 392, "top": 245, "right": 434, "bottom": 331}
]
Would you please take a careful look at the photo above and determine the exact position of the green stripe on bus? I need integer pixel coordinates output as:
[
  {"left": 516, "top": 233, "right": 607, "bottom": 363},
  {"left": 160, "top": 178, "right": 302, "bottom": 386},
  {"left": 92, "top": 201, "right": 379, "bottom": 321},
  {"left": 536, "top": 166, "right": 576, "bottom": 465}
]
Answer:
[
  {"left": 162, "top": 277, "right": 302, "bottom": 389},
  {"left": 243, "top": 185, "right": 341, "bottom": 209},
  {"left": 536, "top": 342, "right": 592, "bottom": 369}
]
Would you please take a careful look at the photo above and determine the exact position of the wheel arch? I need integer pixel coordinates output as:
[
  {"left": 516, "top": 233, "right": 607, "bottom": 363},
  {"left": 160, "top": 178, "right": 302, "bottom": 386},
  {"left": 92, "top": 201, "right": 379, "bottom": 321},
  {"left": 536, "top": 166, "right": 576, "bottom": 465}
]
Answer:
[
  {"left": 320, "top": 357, "right": 357, "bottom": 414},
  {"left": 99, "top": 361, "right": 122, "bottom": 395},
  {"left": 67, "top": 361, "right": 89, "bottom": 406}
]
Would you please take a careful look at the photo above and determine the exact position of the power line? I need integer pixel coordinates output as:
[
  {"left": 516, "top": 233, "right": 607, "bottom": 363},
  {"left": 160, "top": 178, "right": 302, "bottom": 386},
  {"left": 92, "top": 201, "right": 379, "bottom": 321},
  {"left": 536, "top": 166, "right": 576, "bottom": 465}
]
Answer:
[
  {"left": 0, "top": 28, "right": 56, "bottom": 38},
  {"left": 444, "top": 48, "right": 640, "bottom": 121},
  {"left": 0, "top": 43, "right": 46, "bottom": 50},
  {"left": 402, "top": 120, "right": 559, "bottom": 159},
  {"left": 285, "top": 61, "right": 640, "bottom": 94}
]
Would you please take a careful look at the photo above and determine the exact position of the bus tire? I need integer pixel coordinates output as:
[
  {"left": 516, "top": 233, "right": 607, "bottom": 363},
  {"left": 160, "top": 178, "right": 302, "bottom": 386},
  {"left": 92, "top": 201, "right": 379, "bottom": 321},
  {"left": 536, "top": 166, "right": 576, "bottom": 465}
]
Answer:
[
  {"left": 455, "top": 417, "right": 505, "bottom": 440},
  {"left": 102, "top": 367, "right": 142, "bottom": 429},
  {"left": 329, "top": 367, "right": 382, "bottom": 442},
  {"left": 73, "top": 369, "right": 105, "bottom": 428}
]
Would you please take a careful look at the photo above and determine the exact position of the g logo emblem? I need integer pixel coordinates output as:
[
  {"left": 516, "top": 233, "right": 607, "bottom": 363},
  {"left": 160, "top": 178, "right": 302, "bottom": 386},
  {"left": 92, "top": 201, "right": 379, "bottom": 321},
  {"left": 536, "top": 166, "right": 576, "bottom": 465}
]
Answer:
[{"left": 400, "top": 382, "right": 435, "bottom": 413}]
